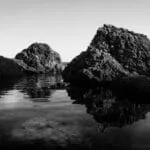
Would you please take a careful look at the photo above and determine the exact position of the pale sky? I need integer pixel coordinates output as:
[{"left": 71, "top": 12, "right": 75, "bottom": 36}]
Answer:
[{"left": 0, "top": 0, "right": 149, "bottom": 61}]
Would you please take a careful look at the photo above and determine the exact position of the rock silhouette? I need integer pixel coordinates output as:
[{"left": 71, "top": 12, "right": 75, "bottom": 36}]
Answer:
[{"left": 63, "top": 24, "right": 150, "bottom": 84}]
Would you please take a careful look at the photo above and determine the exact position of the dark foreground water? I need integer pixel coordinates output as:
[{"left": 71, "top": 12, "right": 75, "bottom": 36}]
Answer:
[{"left": 0, "top": 75, "right": 150, "bottom": 150}]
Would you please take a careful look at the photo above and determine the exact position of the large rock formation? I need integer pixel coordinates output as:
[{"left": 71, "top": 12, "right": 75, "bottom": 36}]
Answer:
[
  {"left": 63, "top": 24, "right": 150, "bottom": 84},
  {"left": 15, "top": 43, "right": 62, "bottom": 74},
  {"left": 0, "top": 43, "right": 62, "bottom": 78}
]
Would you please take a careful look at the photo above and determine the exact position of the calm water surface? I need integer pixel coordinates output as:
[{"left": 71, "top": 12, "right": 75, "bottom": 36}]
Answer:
[
  {"left": 0, "top": 75, "right": 70, "bottom": 109},
  {"left": 0, "top": 75, "right": 150, "bottom": 150}
]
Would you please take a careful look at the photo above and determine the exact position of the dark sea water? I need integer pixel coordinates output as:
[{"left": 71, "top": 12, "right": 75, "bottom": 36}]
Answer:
[{"left": 0, "top": 75, "right": 150, "bottom": 150}]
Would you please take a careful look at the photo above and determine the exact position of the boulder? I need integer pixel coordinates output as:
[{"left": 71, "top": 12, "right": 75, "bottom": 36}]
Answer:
[
  {"left": 15, "top": 43, "right": 62, "bottom": 74},
  {"left": 63, "top": 24, "right": 150, "bottom": 84}
]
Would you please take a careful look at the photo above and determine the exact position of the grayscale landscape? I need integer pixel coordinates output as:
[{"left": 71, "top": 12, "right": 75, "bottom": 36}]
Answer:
[{"left": 0, "top": 0, "right": 150, "bottom": 150}]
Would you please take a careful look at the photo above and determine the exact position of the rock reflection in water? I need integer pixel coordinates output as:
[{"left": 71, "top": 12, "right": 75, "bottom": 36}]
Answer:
[
  {"left": 0, "top": 77, "right": 22, "bottom": 98},
  {"left": 0, "top": 75, "right": 65, "bottom": 103},
  {"left": 67, "top": 85, "right": 150, "bottom": 132},
  {"left": 15, "top": 75, "right": 64, "bottom": 101}
]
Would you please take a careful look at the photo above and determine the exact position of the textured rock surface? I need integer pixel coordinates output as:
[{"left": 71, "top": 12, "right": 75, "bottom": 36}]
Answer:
[
  {"left": 63, "top": 24, "right": 150, "bottom": 84},
  {"left": 15, "top": 43, "right": 62, "bottom": 74}
]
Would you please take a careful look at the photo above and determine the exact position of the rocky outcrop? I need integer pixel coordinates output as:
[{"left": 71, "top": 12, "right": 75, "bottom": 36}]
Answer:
[
  {"left": 15, "top": 43, "right": 62, "bottom": 74},
  {"left": 63, "top": 24, "right": 150, "bottom": 84},
  {"left": 0, "top": 43, "right": 62, "bottom": 78}
]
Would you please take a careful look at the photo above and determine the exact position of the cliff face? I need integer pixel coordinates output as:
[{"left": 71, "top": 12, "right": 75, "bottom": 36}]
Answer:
[
  {"left": 15, "top": 43, "right": 62, "bottom": 74},
  {"left": 63, "top": 25, "right": 150, "bottom": 84}
]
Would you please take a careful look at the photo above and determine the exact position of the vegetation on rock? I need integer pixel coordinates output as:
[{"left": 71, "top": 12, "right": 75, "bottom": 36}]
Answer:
[
  {"left": 15, "top": 43, "right": 62, "bottom": 74},
  {"left": 63, "top": 24, "right": 150, "bottom": 84},
  {"left": 0, "top": 43, "right": 63, "bottom": 78}
]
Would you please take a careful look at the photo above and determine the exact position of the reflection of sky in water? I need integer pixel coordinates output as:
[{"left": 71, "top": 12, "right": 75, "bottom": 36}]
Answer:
[
  {"left": 66, "top": 85, "right": 150, "bottom": 149},
  {"left": 0, "top": 89, "right": 33, "bottom": 109},
  {"left": 123, "top": 112, "right": 150, "bottom": 149},
  {"left": 1, "top": 76, "right": 150, "bottom": 149},
  {"left": 0, "top": 75, "right": 70, "bottom": 109},
  {"left": 0, "top": 89, "right": 71, "bottom": 109},
  {"left": 0, "top": 90, "right": 25, "bottom": 103}
]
